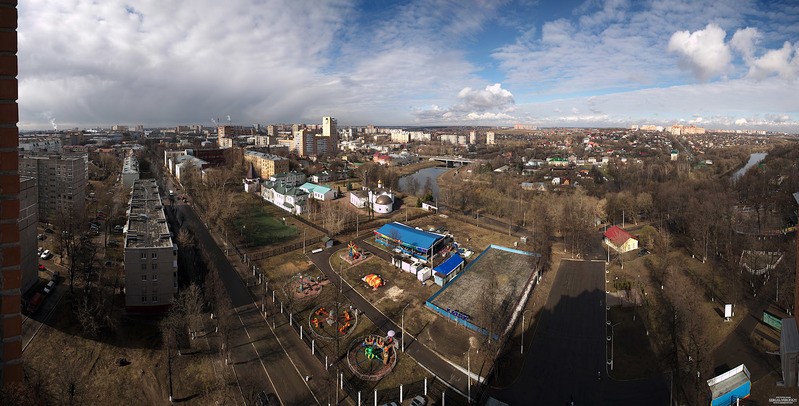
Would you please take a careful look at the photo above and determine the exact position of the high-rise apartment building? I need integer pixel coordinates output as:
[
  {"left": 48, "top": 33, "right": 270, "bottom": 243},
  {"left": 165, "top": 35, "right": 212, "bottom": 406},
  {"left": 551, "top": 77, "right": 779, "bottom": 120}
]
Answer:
[
  {"left": 321, "top": 116, "right": 338, "bottom": 154},
  {"left": 19, "top": 154, "right": 87, "bottom": 222},
  {"left": 18, "top": 177, "right": 37, "bottom": 295},
  {"left": 123, "top": 179, "right": 178, "bottom": 313},
  {"left": 0, "top": 0, "right": 23, "bottom": 386}
]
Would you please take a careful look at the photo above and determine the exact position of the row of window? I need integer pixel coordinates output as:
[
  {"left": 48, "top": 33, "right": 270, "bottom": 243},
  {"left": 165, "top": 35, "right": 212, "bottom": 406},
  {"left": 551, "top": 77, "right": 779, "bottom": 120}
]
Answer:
[
  {"left": 140, "top": 252, "right": 158, "bottom": 259},
  {"left": 140, "top": 274, "right": 158, "bottom": 281},
  {"left": 140, "top": 263, "right": 159, "bottom": 270},
  {"left": 141, "top": 295, "right": 159, "bottom": 303}
]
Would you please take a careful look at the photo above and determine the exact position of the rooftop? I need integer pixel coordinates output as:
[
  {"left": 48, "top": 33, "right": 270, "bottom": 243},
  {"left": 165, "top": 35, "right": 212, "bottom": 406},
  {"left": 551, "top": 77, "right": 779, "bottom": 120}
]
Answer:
[
  {"left": 125, "top": 179, "right": 173, "bottom": 249},
  {"left": 374, "top": 222, "right": 444, "bottom": 250}
]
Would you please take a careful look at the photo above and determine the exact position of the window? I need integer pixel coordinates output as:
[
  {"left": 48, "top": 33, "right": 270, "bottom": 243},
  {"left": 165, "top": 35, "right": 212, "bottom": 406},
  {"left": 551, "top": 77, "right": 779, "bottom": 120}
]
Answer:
[
  {"left": 141, "top": 263, "right": 147, "bottom": 271},
  {"left": 140, "top": 252, "right": 146, "bottom": 260},
  {"left": 141, "top": 275, "right": 147, "bottom": 281},
  {"left": 152, "top": 295, "right": 158, "bottom": 303},
  {"left": 151, "top": 252, "right": 157, "bottom": 259},
  {"left": 152, "top": 274, "right": 158, "bottom": 281},
  {"left": 152, "top": 263, "right": 158, "bottom": 270},
  {"left": 141, "top": 295, "right": 148, "bottom": 303}
]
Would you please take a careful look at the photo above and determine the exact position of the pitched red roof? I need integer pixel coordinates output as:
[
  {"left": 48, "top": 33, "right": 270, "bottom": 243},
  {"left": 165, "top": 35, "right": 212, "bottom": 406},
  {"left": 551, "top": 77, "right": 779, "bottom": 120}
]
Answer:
[{"left": 604, "top": 226, "right": 636, "bottom": 247}]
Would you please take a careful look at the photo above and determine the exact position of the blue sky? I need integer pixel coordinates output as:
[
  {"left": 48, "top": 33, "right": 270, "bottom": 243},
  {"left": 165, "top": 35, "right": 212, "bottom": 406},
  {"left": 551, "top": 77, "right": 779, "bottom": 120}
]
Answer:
[{"left": 17, "top": 0, "right": 799, "bottom": 131}]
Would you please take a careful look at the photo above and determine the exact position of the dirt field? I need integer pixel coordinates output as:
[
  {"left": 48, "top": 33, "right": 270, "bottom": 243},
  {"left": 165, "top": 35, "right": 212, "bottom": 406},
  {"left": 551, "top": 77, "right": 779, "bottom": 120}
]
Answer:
[{"left": 429, "top": 246, "right": 539, "bottom": 337}]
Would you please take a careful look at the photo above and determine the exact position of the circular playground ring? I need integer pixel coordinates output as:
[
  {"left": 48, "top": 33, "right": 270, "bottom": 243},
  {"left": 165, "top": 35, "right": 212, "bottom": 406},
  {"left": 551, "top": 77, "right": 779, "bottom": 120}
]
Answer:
[
  {"left": 347, "top": 334, "right": 397, "bottom": 381},
  {"left": 308, "top": 303, "right": 358, "bottom": 341},
  {"left": 284, "top": 272, "right": 326, "bottom": 302}
]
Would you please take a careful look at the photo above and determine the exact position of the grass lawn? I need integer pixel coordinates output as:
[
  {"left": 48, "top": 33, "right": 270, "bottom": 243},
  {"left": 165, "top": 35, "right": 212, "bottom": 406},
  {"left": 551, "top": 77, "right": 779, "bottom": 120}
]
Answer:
[{"left": 234, "top": 202, "right": 298, "bottom": 246}]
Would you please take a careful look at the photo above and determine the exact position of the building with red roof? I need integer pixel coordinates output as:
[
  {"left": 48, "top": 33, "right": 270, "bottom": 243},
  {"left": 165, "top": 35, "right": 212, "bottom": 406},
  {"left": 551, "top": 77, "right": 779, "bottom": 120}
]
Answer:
[{"left": 603, "top": 225, "right": 638, "bottom": 253}]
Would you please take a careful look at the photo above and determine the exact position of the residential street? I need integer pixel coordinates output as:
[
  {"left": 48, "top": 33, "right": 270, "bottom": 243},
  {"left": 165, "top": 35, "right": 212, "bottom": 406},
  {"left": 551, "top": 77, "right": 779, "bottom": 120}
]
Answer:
[{"left": 167, "top": 177, "right": 326, "bottom": 405}]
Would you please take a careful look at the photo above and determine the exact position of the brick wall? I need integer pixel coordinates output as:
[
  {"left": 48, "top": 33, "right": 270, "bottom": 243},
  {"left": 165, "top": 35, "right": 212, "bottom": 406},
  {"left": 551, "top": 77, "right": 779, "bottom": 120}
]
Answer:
[{"left": 0, "top": 0, "right": 21, "bottom": 386}]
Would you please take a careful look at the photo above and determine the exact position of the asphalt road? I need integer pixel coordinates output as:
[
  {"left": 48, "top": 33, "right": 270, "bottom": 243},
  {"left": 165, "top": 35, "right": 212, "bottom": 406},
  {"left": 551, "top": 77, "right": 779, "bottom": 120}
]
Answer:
[
  {"left": 488, "top": 259, "right": 668, "bottom": 405},
  {"left": 166, "top": 177, "right": 321, "bottom": 405}
]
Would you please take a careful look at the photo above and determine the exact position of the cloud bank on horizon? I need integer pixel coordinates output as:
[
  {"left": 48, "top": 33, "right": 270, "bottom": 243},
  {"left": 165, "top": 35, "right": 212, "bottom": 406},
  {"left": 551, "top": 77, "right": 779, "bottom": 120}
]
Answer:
[{"left": 17, "top": 0, "right": 799, "bottom": 131}]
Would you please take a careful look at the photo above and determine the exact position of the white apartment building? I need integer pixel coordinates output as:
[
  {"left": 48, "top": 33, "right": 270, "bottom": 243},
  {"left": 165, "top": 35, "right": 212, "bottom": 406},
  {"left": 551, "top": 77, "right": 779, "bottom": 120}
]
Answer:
[
  {"left": 123, "top": 179, "right": 178, "bottom": 313},
  {"left": 121, "top": 155, "right": 140, "bottom": 188}
]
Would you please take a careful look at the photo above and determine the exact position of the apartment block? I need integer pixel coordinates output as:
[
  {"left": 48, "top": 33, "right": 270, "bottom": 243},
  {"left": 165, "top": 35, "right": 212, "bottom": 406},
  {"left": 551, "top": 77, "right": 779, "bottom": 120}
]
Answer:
[
  {"left": 121, "top": 154, "right": 140, "bottom": 189},
  {"left": 123, "top": 179, "right": 177, "bottom": 313},
  {"left": 244, "top": 150, "right": 289, "bottom": 180},
  {"left": 19, "top": 153, "right": 87, "bottom": 222},
  {"left": 18, "top": 177, "right": 37, "bottom": 295}
]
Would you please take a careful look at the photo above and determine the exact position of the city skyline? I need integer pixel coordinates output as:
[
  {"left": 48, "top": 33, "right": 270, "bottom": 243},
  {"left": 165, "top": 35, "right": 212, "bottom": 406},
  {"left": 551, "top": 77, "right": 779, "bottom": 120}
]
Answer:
[{"left": 18, "top": 0, "right": 799, "bottom": 131}]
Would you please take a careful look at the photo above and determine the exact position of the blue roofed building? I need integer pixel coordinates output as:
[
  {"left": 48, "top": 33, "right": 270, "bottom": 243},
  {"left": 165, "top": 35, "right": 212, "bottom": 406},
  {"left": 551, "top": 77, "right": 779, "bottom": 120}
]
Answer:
[
  {"left": 433, "top": 254, "right": 465, "bottom": 286},
  {"left": 374, "top": 222, "right": 448, "bottom": 264}
]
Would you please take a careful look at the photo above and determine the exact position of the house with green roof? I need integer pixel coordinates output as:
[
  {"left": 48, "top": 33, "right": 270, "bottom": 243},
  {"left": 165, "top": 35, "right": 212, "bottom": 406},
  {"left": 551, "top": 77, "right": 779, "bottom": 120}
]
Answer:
[
  {"left": 299, "top": 182, "right": 336, "bottom": 201},
  {"left": 261, "top": 181, "right": 308, "bottom": 214}
]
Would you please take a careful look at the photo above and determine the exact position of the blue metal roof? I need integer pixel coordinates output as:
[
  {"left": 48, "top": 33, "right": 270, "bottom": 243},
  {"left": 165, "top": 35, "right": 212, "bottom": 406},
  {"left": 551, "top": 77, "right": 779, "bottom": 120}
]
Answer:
[
  {"left": 433, "top": 254, "right": 464, "bottom": 277},
  {"left": 374, "top": 222, "right": 443, "bottom": 250}
]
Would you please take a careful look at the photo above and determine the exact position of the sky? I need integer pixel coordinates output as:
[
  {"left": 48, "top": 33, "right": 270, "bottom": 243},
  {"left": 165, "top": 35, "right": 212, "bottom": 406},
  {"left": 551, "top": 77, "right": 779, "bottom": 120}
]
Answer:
[{"left": 17, "top": 0, "right": 799, "bottom": 131}]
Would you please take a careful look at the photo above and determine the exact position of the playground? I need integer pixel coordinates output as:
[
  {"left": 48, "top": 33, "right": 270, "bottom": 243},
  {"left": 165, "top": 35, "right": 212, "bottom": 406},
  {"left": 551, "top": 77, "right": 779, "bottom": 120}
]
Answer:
[
  {"left": 339, "top": 241, "right": 371, "bottom": 265},
  {"left": 347, "top": 333, "right": 398, "bottom": 381},
  {"left": 308, "top": 302, "right": 358, "bottom": 341},
  {"left": 285, "top": 272, "right": 329, "bottom": 301},
  {"left": 427, "top": 245, "right": 541, "bottom": 338}
]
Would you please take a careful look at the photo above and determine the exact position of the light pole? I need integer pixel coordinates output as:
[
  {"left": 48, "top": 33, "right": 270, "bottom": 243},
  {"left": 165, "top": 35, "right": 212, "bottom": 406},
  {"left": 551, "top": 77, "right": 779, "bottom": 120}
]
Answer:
[
  {"left": 521, "top": 309, "right": 531, "bottom": 354},
  {"left": 401, "top": 303, "right": 410, "bottom": 352},
  {"left": 240, "top": 225, "right": 245, "bottom": 237}
]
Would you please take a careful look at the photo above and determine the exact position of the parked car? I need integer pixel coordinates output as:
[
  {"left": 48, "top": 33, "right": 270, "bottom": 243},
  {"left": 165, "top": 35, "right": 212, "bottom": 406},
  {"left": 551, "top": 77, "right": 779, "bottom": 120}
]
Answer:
[
  {"left": 410, "top": 396, "right": 427, "bottom": 406},
  {"left": 38, "top": 247, "right": 44, "bottom": 255},
  {"left": 26, "top": 293, "right": 43, "bottom": 314},
  {"left": 44, "top": 227, "right": 54, "bottom": 234},
  {"left": 43, "top": 280, "right": 55, "bottom": 295},
  {"left": 113, "top": 225, "right": 124, "bottom": 233},
  {"left": 40, "top": 249, "right": 52, "bottom": 260},
  {"left": 638, "top": 248, "right": 650, "bottom": 257},
  {"left": 37, "top": 233, "right": 46, "bottom": 240}
]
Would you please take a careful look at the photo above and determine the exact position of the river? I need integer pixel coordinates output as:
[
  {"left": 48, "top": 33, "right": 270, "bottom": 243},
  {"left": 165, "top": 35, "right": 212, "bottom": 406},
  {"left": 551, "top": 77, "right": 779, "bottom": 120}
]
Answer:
[
  {"left": 731, "top": 152, "right": 767, "bottom": 181},
  {"left": 399, "top": 166, "right": 449, "bottom": 200}
]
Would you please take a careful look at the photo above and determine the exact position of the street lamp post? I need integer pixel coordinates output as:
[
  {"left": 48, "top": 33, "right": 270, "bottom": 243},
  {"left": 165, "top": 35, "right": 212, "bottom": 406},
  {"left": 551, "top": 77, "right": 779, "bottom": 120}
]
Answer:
[
  {"left": 521, "top": 309, "right": 531, "bottom": 354},
  {"left": 240, "top": 225, "right": 245, "bottom": 237},
  {"left": 401, "top": 303, "right": 410, "bottom": 352}
]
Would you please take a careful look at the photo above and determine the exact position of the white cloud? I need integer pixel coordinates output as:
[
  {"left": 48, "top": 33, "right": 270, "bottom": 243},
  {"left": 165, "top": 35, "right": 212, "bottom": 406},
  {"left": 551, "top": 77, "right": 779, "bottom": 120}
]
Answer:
[
  {"left": 412, "top": 83, "right": 516, "bottom": 123},
  {"left": 668, "top": 24, "right": 732, "bottom": 80},
  {"left": 455, "top": 84, "right": 515, "bottom": 112},
  {"left": 730, "top": 27, "right": 762, "bottom": 60},
  {"left": 747, "top": 41, "right": 799, "bottom": 80}
]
